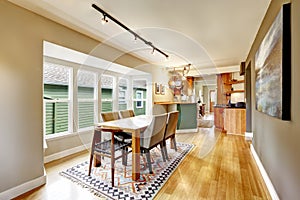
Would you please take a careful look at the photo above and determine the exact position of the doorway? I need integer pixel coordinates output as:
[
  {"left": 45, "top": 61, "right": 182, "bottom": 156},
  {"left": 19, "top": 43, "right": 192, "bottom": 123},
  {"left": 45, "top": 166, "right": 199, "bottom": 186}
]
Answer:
[{"left": 209, "top": 90, "right": 216, "bottom": 112}]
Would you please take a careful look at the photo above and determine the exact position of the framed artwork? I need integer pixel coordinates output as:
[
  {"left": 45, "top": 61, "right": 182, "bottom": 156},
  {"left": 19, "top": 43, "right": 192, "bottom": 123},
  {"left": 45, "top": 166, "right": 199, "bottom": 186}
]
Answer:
[
  {"left": 160, "top": 84, "right": 165, "bottom": 95},
  {"left": 255, "top": 3, "right": 291, "bottom": 120},
  {"left": 155, "top": 83, "right": 160, "bottom": 94}
]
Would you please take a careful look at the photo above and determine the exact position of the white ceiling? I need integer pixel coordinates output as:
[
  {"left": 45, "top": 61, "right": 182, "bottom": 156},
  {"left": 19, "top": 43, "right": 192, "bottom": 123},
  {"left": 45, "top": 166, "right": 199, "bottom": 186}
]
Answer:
[{"left": 10, "top": 0, "right": 270, "bottom": 75}]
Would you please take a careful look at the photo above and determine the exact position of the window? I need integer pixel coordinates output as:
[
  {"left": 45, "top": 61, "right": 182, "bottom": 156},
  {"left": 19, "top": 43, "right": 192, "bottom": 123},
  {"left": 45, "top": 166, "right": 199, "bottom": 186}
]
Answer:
[
  {"left": 133, "top": 80, "right": 147, "bottom": 115},
  {"left": 43, "top": 62, "right": 71, "bottom": 135},
  {"left": 43, "top": 41, "right": 152, "bottom": 140},
  {"left": 135, "top": 91, "right": 143, "bottom": 108},
  {"left": 118, "top": 78, "right": 128, "bottom": 110},
  {"left": 78, "top": 70, "right": 96, "bottom": 129},
  {"left": 101, "top": 75, "right": 113, "bottom": 112}
]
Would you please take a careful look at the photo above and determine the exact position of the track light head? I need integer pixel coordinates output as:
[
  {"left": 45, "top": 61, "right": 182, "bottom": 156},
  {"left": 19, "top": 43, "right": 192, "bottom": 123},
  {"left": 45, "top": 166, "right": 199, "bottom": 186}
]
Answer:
[
  {"left": 101, "top": 15, "right": 108, "bottom": 24},
  {"left": 151, "top": 48, "right": 155, "bottom": 54},
  {"left": 133, "top": 35, "right": 137, "bottom": 43}
]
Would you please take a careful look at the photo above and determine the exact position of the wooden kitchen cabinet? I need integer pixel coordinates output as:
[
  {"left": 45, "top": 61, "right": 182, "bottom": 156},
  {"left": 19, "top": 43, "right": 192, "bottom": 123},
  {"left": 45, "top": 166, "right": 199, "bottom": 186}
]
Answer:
[{"left": 214, "top": 107, "right": 225, "bottom": 132}]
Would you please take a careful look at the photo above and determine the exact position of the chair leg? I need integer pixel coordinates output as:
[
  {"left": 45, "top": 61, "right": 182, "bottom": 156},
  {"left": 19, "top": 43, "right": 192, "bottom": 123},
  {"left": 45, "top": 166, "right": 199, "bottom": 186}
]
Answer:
[
  {"left": 121, "top": 147, "right": 128, "bottom": 166},
  {"left": 173, "top": 136, "right": 178, "bottom": 151},
  {"left": 165, "top": 140, "right": 169, "bottom": 160},
  {"left": 163, "top": 140, "right": 169, "bottom": 161},
  {"left": 111, "top": 155, "right": 115, "bottom": 187},
  {"left": 145, "top": 150, "right": 153, "bottom": 174},
  {"left": 111, "top": 133, "right": 116, "bottom": 187},
  {"left": 88, "top": 153, "right": 94, "bottom": 176},
  {"left": 160, "top": 143, "right": 166, "bottom": 162}
]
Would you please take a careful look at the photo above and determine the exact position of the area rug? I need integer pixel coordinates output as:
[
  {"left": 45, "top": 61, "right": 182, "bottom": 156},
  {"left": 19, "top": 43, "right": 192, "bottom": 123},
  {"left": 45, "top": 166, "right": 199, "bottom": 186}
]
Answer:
[{"left": 60, "top": 142, "right": 193, "bottom": 200}]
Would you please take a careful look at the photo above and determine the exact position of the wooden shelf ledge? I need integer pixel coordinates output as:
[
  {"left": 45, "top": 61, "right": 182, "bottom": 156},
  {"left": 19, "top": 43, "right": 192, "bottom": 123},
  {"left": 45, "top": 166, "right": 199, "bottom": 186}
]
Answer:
[{"left": 224, "top": 80, "right": 245, "bottom": 85}]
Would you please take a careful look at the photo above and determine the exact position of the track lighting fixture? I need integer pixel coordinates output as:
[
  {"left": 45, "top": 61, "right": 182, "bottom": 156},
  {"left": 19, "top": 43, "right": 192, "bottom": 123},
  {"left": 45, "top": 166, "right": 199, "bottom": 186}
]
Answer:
[
  {"left": 92, "top": 4, "right": 169, "bottom": 59},
  {"left": 182, "top": 64, "right": 191, "bottom": 77},
  {"left": 133, "top": 35, "right": 137, "bottom": 43},
  {"left": 101, "top": 15, "right": 108, "bottom": 24}
]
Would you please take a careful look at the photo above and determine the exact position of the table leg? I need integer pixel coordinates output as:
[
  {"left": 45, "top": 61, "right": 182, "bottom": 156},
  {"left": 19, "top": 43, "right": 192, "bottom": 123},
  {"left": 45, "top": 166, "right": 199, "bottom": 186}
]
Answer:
[{"left": 131, "top": 129, "right": 140, "bottom": 181}]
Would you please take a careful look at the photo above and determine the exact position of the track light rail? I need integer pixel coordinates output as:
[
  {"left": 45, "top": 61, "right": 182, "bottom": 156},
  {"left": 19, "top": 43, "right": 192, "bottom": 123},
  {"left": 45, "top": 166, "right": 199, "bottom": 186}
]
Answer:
[{"left": 92, "top": 4, "right": 169, "bottom": 59}]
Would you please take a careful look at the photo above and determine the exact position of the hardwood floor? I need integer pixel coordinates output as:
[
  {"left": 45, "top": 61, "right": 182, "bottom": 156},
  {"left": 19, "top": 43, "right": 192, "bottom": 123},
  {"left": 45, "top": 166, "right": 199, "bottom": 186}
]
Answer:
[{"left": 14, "top": 127, "right": 271, "bottom": 200}]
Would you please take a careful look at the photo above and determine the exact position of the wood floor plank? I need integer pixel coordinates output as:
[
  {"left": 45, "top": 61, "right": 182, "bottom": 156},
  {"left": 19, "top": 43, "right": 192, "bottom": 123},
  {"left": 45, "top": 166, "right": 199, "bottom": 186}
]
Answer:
[{"left": 14, "top": 119, "right": 271, "bottom": 200}]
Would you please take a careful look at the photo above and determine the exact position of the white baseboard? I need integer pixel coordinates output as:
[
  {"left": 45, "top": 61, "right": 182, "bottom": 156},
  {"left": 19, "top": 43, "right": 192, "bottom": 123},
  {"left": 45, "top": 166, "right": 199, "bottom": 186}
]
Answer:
[
  {"left": 176, "top": 128, "right": 198, "bottom": 133},
  {"left": 0, "top": 173, "right": 46, "bottom": 200},
  {"left": 245, "top": 132, "right": 253, "bottom": 140},
  {"left": 44, "top": 144, "right": 90, "bottom": 163},
  {"left": 250, "top": 144, "right": 279, "bottom": 200}
]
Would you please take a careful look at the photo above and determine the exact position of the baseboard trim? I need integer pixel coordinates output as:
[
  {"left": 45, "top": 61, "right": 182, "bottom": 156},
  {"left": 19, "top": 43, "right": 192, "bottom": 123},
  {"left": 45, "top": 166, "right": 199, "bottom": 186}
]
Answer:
[
  {"left": 250, "top": 144, "right": 279, "bottom": 200},
  {"left": 176, "top": 128, "right": 198, "bottom": 133},
  {"left": 245, "top": 132, "right": 253, "bottom": 141},
  {"left": 44, "top": 144, "right": 90, "bottom": 164},
  {"left": 0, "top": 173, "right": 46, "bottom": 200}
]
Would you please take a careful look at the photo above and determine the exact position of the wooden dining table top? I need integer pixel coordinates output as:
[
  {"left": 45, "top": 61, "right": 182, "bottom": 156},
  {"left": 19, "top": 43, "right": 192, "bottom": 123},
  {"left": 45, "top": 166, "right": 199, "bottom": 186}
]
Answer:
[{"left": 96, "top": 115, "right": 153, "bottom": 132}]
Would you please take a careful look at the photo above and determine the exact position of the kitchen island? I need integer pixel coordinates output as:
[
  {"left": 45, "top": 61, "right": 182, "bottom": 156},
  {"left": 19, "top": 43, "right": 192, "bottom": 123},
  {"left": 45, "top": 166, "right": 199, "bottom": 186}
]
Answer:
[
  {"left": 214, "top": 105, "right": 246, "bottom": 135},
  {"left": 154, "top": 102, "right": 198, "bottom": 133}
]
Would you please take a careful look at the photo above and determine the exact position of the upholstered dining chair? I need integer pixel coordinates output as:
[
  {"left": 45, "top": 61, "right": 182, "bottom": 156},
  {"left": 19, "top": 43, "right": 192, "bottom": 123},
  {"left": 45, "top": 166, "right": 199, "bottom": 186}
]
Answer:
[
  {"left": 101, "top": 111, "right": 120, "bottom": 122},
  {"left": 163, "top": 111, "right": 179, "bottom": 160},
  {"left": 119, "top": 109, "right": 135, "bottom": 118},
  {"left": 101, "top": 112, "right": 132, "bottom": 142},
  {"left": 140, "top": 113, "right": 168, "bottom": 174},
  {"left": 88, "top": 126, "right": 131, "bottom": 187}
]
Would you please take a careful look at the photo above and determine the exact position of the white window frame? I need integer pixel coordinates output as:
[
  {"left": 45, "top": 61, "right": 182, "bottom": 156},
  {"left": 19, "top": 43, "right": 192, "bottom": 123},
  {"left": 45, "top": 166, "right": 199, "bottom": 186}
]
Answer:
[
  {"left": 135, "top": 90, "right": 143, "bottom": 108},
  {"left": 118, "top": 78, "right": 129, "bottom": 110},
  {"left": 101, "top": 75, "right": 114, "bottom": 112},
  {"left": 132, "top": 78, "right": 151, "bottom": 115},
  {"left": 77, "top": 70, "right": 97, "bottom": 130},
  {"left": 43, "top": 64, "right": 73, "bottom": 139}
]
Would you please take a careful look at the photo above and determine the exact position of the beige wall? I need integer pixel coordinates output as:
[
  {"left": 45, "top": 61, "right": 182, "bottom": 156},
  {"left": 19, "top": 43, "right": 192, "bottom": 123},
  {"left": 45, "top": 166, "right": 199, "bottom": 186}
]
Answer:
[
  {"left": 246, "top": 0, "right": 300, "bottom": 199},
  {"left": 137, "top": 64, "right": 173, "bottom": 114},
  {"left": 0, "top": 1, "right": 146, "bottom": 195}
]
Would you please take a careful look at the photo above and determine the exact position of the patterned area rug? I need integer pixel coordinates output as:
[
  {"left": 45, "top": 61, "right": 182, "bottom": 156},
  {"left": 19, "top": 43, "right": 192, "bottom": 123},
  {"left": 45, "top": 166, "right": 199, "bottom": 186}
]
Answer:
[{"left": 60, "top": 142, "right": 193, "bottom": 200}]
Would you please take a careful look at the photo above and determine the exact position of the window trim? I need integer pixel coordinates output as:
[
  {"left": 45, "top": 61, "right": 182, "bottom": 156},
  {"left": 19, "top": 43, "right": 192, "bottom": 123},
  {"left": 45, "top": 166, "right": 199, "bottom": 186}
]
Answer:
[
  {"left": 77, "top": 70, "right": 97, "bottom": 130},
  {"left": 135, "top": 90, "right": 143, "bottom": 108}
]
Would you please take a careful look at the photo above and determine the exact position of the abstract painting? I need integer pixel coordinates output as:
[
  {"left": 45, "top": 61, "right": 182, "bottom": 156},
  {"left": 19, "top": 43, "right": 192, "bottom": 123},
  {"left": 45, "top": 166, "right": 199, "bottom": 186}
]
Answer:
[{"left": 255, "top": 3, "right": 291, "bottom": 120}]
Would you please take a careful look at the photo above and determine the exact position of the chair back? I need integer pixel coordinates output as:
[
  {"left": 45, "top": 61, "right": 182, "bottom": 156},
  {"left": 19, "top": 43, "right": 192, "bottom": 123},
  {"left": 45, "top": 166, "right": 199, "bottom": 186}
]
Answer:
[
  {"left": 119, "top": 109, "right": 135, "bottom": 118},
  {"left": 140, "top": 113, "right": 168, "bottom": 149},
  {"left": 101, "top": 112, "right": 120, "bottom": 122},
  {"left": 165, "top": 111, "right": 179, "bottom": 139}
]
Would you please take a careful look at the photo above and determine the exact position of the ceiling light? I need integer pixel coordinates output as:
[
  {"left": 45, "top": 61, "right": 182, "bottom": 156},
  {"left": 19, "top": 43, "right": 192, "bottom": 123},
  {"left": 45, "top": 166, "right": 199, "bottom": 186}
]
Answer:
[
  {"left": 151, "top": 48, "right": 155, "bottom": 54},
  {"left": 101, "top": 15, "right": 108, "bottom": 24},
  {"left": 133, "top": 35, "right": 137, "bottom": 43},
  {"left": 182, "top": 64, "right": 191, "bottom": 77},
  {"left": 92, "top": 4, "right": 169, "bottom": 59}
]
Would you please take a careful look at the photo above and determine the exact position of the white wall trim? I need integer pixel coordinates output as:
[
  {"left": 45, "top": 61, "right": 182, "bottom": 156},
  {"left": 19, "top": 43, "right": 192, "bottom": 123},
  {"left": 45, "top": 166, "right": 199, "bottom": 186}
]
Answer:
[
  {"left": 0, "top": 173, "right": 46, "bottom": 200},
  {"left": 245, "top": 132, "right": 253, "bottom": 140},
  {"left": 44, "top": 144, "right": 90, "bottom": 164},
  {"left": 176, "top": 128, "right": 198, "bottom": 134},
  {"left": 250, "top": 144, "right": 279, "bottom": 200}
]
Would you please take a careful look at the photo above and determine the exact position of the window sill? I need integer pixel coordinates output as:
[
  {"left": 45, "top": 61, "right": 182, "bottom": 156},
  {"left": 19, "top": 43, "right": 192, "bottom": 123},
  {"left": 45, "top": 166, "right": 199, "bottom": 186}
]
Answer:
[{"left": 45, "top": 127, "right": 94, "bottom": 142}]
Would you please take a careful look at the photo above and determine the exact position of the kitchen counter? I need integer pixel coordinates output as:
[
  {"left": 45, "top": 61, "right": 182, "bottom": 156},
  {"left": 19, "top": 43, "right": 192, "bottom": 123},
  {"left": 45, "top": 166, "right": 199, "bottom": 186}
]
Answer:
[
  {"left": 214, "top": 106, "right": 246, "bottom": 134},
  {"left": 224, "top": 108, "right": 246, "bottom": 135}
]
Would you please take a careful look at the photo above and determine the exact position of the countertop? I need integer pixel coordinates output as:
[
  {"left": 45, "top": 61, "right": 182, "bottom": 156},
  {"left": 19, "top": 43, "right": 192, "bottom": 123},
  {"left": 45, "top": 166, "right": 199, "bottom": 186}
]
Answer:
[{"left": 214, "top": 104, "right": 246, "bottom": 109}]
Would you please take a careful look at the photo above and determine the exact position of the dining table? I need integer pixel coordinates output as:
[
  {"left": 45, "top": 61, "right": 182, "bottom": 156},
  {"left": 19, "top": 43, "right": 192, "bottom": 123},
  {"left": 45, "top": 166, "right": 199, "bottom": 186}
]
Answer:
[{"left": 95, "top": 115, "right": 153, "bottom": 181}]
